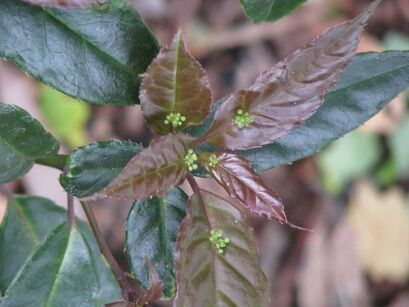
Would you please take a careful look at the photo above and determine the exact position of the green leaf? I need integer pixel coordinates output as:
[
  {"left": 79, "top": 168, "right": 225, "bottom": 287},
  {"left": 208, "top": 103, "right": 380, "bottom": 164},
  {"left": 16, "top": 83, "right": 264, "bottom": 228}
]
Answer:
[
  {"left": 240, "top": 0, "right": 307, "bottom": 23},
  {"left": 199, "top": 151, "right": 287, "bottom": 224},
  {"left": 318, "top": 131, "right": 381, "bottom": 195},
  {"left": 83, "top": 133, "right": 194, "bottom": 201},
  {"left": 125, "top": 187, "right": 187, "bottom": 299},
  {"left": 0, "top": 0, "right": 159, "bottom": 105},
  {"left": 60, "top": 140, "right": 143, "bottom": 198},
  {"left": 390, "top": 115, "right": 409, "bottom": 178},
  {"left": 175, "top": 190, "right": 269, "bottom": 306},
  {"left": 141, "top": 31, "right": 212, "bottom": 134},
  {"left": 240, "top": 51, "right": 409, "bottom": 172},
  {"left": 0, "top": 103, "right": 59, "bottom": 184},
  {"left": 0, "top": 196, "right": 121, "bottom": 304},
  {"left": 0, "top": 223, "right": 102, "bottom": 306},
  {"left": 22, "top": 0, "right": 99, "bottom": 7},
  {"left": 39, "top": 85, "right": 90, "bottom": 149},
  {"left": 202, "top": 0, "right": 381, "bottom": 150}
]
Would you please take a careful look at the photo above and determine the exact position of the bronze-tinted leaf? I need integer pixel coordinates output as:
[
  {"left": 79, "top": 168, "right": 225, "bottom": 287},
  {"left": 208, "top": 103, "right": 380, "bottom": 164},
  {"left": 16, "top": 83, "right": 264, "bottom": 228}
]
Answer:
[
  {"left": 82, "top": 133, "right": 194, "bottom": 201},
  {"left": 140, "top": 31, "right": 212, "bottom": 135},
  {"left": 175, "top": 190, "right": 269, "bottom": 306},
  {"left": 200, "top": 151, "right": 287, "bottom": 223},
  {"left": 21, "top": 0, "right": 98, "bottom": 7},
  {"left": 135, "top": 258, "right": 164, "bottom": 305},
  {"left": 201, "top": 0, "right": 382, "bottom": 150}
]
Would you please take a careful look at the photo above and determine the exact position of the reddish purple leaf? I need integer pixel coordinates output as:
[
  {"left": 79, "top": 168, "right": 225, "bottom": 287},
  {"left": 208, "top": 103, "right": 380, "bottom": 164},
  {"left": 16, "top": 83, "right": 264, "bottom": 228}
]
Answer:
[
  {"left": 175, "top": 189, "right": 269, "bottom": 306},
  {"left": 140, "top": 31, "right": 212, "bottom": 135},
  {"left": 135, "top": 258, "right": 164, "bottom": 306},
  {"left": 199, "top": 151, "right": 288, "bottom": 224},
  {"left": 21, "top": 0, "right": 99, "bottom": 7},
  {"left": 82, "top": 133, "right": 194, "bottom": 201},
  {"left": 201, "top": 0, "right": 382, "bottom": 150}
]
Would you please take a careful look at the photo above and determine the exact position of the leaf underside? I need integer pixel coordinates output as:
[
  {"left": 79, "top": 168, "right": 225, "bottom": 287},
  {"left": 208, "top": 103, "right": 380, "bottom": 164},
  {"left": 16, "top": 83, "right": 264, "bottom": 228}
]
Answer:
[
  {"left": 83, "top": 133, "right": 194, "bottom": 201},
  {"left": 0, "top": 0, "right": 159, "bottom": 105},
  {"left": 175, "top": 190, "right": 269, "bottom": 306},
  {"left": 141, "top": 31, "right": 212, "bottom": 135},
  {"left": 126, "top": 188, "right": 187, "bottom": 299},
  {"left": 200, "top": 151, "right": 287, "bottom": 223},
  {"left": 240, "top": 0, "right": 307, "bottom": 23},
  {"left": 202, "top": 0, "right": 381, "bottom": 150},
  {"left": 0, "top": 103, "right": 59, "bottom": 184}
]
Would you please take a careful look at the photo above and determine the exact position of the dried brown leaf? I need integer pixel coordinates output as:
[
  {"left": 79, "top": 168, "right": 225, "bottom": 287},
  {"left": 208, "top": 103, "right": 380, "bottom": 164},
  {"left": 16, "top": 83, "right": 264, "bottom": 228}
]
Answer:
[{"left": 202, "top": 0, "right": 382, "bottom": 150}]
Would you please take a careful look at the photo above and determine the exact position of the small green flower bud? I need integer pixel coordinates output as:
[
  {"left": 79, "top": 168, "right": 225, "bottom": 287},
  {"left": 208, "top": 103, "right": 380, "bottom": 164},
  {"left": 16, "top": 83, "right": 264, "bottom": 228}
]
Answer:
[
  {"left": 234, "top": 109, "right": 253, "bottom": 129},
  {"left": 209, "top": 228, "right": 230, "bottom": 254},
  {"left": 164, "top": 112, "right": 186, "bottom": 128}
]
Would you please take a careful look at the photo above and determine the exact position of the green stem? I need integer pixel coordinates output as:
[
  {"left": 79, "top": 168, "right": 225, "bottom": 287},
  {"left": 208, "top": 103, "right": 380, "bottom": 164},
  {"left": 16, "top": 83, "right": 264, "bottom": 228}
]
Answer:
[{"left": 35, "top": 154, "right": 67, "bottom": 171}]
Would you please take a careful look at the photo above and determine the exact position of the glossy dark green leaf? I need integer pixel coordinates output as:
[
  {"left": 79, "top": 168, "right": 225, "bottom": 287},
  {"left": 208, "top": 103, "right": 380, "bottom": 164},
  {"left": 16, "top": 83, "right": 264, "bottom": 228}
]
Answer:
[
  {"left": 241, "top": 51, "right": 409, "bottom": 171},
  {"left": 0, "top": 223, "right": 102, "bottom": 306},
  {"left": 141, "top": 31, "right": 212, "bottom": 134},
  {"left": 0, "top": 103, "right": 59, "bottom": 184},
  {"left": 202, "top": 0, "right": 381, "bottom": 150},
  {"left": 0, "top": 196, "right": 121, "bottom": 304},
  {"left": 22, "top": 0, "right": 99, "bottom": 7},
  {"left": 125, "top": 188, "right": 187, "bottom": 299},
  {"left": 175, "top": 190, "right": 269, "bottom": 306},
  {"left": 199, "top": 152, "right": 288, "bottom": 224},
  {"left": 83, "top": 133, "right": 194, "bottom": 201},
  {"left": 60, "top": 140, "right": 143, "bottom": 198},
  {"left": 0, "top": 0, "right": 159, "bottom": 105},
  {"left": 240, "top": 0, "right": 307, "bottom": 23}
]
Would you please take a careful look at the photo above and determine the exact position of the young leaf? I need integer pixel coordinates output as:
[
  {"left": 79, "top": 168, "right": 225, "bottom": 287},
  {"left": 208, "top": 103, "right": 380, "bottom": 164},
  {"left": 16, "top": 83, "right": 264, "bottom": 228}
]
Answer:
[
  {"left": 240, "top": 0, "right": 307, "bottom": 23},
  {"left": 241, "top": 51, "right": 409, "bottom": 172},
  {"left": 140, "top": 31, "right": 212, "bottom": 134},
  {"left": 200, "top": 152, "right": 287, "bottom": 223},
  {"left": 175, "top": 190, "right": 269, "bottom": 306},
  {"left": 125, "top": 188, "right": 187, "bottom": 299},
  {"left": 0, "top": 223, "right": 102, "bottom": 306},
  {"left": 0, "top": 196, "right": 122, "bottom": 304},
  {"left": 60, "top": 140, "right": 142, "bottom": 198},
  {"left": 0, "top": 0, "right": 159, "bottom": 105},
  {"left": 83, "top": 133, "right": 195, "bottom": 201},
  {"left": 21, "top": 0, "right": 99, "bottom": 7},
  {"left": 202, "top": 0, "right": 382, "bottom": 150},
  {"left": 0, "top": 103, "right": 59, "bottom": 184}
]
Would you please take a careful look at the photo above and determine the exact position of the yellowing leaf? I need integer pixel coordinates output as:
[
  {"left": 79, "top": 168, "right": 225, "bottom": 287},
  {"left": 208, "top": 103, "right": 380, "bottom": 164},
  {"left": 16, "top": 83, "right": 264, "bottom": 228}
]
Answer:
[{"left": 347, "top": 181, "right": 409, "bottom": 283}]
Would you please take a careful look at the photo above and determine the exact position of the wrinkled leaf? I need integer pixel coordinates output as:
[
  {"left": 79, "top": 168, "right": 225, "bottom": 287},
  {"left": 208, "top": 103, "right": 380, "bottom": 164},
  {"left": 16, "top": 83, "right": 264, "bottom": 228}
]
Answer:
[
  {"left": 83, "top": 133, "right": 194, "bottom": 201},
  {"left": 175, "top": 190, "right": 269, "bottom": 306},
  {"left": 0, "top": 0, "right": 159, "bottom": 105},
  {"left": 141, "top": 31, "right": 212, "bottom": 134},
  {"left": 241, "top": 51, "right": 409, "bottom": 172},
  {"left": 126, "top": 188, "right": 187, "bottom": 299},
  {"left": 39, "top": 86, "right": 90, "bottom": 149},
  {"left": 240, "top": 0, "right": 307, "bottom": 23},
  {"left": 202, "top": 0, "right": 381, "bottom": 150},
  {"left": 318, "top": 131, "right": 380, "bottom": 195},
  {"left": 60, "top": 140, "right": 142, "bottom": 198},
  {"left": 22, "top": 0, "right": 99, "bottom": 7},
  {"left": 0, "top": 196, "right": 121, "bottom": 304},
  {"left": 200, "top": 151, "right": 287, "bottom": 224},
  {"left": 0, "top": 223, "right": 102, "bottom": 306},
  {"left": 0, "top": 103, "right": 59, "bottom": 184}
]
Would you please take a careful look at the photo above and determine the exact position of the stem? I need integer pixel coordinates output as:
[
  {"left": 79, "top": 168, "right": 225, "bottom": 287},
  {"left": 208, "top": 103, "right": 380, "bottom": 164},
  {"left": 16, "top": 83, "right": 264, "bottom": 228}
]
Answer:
[
  {"left": 67, "top": 194, "right": 75, "bottom": 227},
  {"left": 36, "top": 154, "right": 67, "bottom": 171},
  {"left": 80, "top": 201, "right": 136, "bottom": 302},
  {"left": 186, "top": 173, "right": 200, "bottom": 192}
]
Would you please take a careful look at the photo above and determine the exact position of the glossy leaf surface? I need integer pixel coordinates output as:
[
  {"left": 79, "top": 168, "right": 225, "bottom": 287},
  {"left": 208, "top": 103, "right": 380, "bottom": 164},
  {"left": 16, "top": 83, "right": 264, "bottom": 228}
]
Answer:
[
  {"left": 0, "top": 0, "right": 159, "bottom": 105},
  {"left": 200, "top": 152, "right": 287, "bottom": 223},
  {"left": 0, "top": 196, "right": 121, "bottom": 304},
  {"left": 83, "top": 133, "right": 194, "bottom": 201},
  {"left": 0, "top": 103, "right": 59, "bottom": 184},
  {"left": 22, "top": 0, "right": 99, "bottom": 7},
  {"left": 60, "top": 140, "right": 142, "bottom": 198},
  {"left": 240, "top": 0, "right": 307, "bottom": 23},
  {"left": 126, "top": 188, "right": 187, "bottom": 298},
  {"left": 241, "top": 51, "right": 409, "bottom": 171},
  {"left": 175, "top": 190, "right": 269, "bottom": 306},
  {"left": 141, "top": 32, "right": 212, "bottom": 134},
  {"left": 203, "top": 0, "right": 381, "bottom": 150},
  {"left": 0, "top": 223, "right": 101, "bottom": 306}
]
